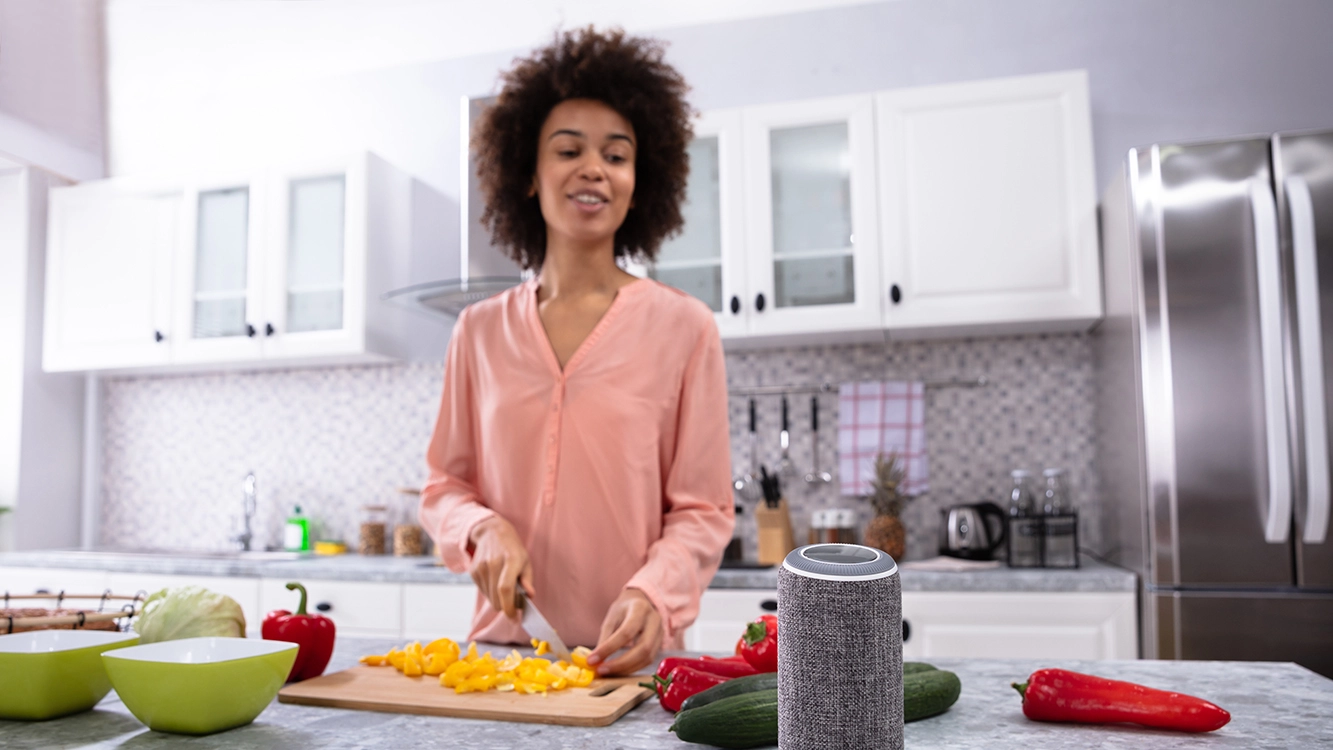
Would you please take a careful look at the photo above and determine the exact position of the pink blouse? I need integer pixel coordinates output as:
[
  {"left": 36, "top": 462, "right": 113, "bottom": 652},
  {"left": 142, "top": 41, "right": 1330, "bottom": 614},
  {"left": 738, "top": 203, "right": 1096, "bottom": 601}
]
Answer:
[{"left": 419, "top": 278, "right": 734, "bottom": 648}]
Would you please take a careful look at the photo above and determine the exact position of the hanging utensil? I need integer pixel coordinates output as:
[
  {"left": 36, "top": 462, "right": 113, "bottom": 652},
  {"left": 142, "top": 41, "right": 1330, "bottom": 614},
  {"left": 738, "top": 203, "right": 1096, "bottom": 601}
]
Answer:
[
  {"left": 804, "top": 395, "right": 834, "bottom": 484},
  {"left": 733, "top": 398, "right": 761, "bottom": 501},
  {"left": 777, "top": 396, "right": 796, "bottom": 478}
]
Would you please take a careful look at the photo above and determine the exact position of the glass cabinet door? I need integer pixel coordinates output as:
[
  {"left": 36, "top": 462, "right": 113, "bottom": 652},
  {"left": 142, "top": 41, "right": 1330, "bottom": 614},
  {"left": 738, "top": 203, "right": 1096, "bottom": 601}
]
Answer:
[
  {"left": 744, "top": 95, "right": 881, "bottom": 336},
  {"left": 647, "top": 110, "right": 747, "bottom": 338},
  {"left": 285, "top": 174, "right": 346, "bottom": 333},
  {"left": 192, "top": 186, "right": 251, "bottom": 338},
  {"left": 173, "top": 178, "right": 266, "bottom": 363}
]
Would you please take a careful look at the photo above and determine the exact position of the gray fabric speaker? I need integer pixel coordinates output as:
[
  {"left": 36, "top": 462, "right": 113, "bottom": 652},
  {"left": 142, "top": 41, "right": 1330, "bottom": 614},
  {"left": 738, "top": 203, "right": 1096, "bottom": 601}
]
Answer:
[{"left": 778, "top": 543, "right": 903, "bottom": 750}]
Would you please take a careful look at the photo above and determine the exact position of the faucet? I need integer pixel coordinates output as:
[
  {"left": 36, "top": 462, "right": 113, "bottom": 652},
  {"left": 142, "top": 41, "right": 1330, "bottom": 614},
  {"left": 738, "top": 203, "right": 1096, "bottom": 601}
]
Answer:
[{"left": 230, "top": 472, "right": 257, "bottom": 551}]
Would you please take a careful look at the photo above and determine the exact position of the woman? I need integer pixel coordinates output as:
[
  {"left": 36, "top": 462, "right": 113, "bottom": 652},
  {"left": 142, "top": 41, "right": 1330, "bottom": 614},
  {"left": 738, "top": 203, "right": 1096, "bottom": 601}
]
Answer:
[{"left": 419, "top": 27, "right": 734, "bottom": 677}]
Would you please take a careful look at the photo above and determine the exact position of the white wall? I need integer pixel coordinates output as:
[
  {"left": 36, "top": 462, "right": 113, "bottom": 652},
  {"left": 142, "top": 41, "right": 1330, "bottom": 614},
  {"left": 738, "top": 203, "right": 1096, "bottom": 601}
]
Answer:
[
  {"left": 104, "top": 0, "right": 879, "bottom": 178},
  {"left": 0, "top": 167, "right": 85, "bottom": 552},
  {"left": 0, "top": 0, "right": 105, "bottom": 179}
]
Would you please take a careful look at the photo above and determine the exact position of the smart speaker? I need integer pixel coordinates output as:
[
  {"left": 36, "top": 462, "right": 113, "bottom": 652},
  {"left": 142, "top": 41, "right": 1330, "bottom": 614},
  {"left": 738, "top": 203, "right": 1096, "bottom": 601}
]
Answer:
[{"left": 778, "top": 543, "right": 902, "bottom": 750}]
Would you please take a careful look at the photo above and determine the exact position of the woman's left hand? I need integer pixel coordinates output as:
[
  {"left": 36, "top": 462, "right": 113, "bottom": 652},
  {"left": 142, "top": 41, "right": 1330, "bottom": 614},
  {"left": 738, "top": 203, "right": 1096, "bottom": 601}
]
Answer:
[{"left": 586, "top": 588, "right": 662, "bottom": 676}]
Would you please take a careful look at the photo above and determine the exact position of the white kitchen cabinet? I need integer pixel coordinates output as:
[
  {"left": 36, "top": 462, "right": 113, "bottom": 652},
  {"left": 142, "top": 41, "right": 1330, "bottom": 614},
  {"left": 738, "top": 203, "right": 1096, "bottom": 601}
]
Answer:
[
  {"left": 43, "top": 152, "right": 426, "bottom": 373},
  {"left": 0, "top": 567, "right": 111, "bottom": 598},
  {"left": 108, "top": 572, "right": 262, "bottom": 636},
  {"left": 901, "top": 591, "right": 1137, "bottom": 660},
  {"left": 43, "top": 179, "right": 180, "bottom": 371},
  {"left": 688, "top": 587, "right": 1137, "bottom": 660},
  {"left": 403, "top": 582, "right": 478, "bottom": 642},
  {"left": 876, "top": 70, "right": 1101, "bottom": 337},
  {"left": 685, "top": 589, "right": 778, "bottom": 652},
  {"left": 645, "top": 109, "right": 750, "bottom": 339},
  {"left": 261, "top": 578, "right": 401, "bottom": 638},
  {"left": 742, "top": 95, "right": 883, "bottom": 338}
]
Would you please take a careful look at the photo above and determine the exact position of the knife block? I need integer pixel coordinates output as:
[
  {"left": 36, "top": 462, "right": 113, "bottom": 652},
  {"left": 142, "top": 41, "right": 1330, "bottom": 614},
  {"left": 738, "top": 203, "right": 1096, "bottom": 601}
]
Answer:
[{"left": 755, "top": 498, "right": 796, "bottom": 565}]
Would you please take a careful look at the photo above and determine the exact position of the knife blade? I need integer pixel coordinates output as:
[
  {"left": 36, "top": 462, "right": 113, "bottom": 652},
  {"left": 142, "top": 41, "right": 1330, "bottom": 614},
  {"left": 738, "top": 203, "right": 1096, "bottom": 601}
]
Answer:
[{"left": 516, "top": 590, "right": 571, "bottom": 661}]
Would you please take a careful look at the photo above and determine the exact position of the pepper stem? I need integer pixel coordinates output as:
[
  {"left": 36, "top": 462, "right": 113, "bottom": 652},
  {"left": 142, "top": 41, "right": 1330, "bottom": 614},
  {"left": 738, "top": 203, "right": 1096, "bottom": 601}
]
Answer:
[
  {"left": 286, "top": 582, "right": 309, "bottom": 615},
  {"left": 1011, "top": 681, "right": 1028, "bottom": 700},
  {"left": 743, "top": 620, "right": 768, "bottom": 646}
]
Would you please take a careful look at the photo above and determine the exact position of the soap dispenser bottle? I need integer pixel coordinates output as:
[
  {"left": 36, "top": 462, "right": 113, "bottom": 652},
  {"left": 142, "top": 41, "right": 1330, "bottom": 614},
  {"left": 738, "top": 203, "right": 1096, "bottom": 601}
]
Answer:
[{"left": 284, "top": 505, "right": 311, "bottom": 552}]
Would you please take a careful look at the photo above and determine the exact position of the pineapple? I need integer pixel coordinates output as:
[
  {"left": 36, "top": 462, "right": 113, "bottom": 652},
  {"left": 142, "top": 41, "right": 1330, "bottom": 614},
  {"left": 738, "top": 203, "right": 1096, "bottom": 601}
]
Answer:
[{"left": 863, "top": 452, "right": 909, "bottom": 560}]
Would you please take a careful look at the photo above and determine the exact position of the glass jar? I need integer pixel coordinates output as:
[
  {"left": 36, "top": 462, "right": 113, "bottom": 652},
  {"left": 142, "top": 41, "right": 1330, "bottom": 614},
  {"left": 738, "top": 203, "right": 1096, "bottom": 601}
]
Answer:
[
  {"left": 359, "top": 505, "right": 388, "bottom": 556},
  {"left": 1041, "top": 469, "right": 1079, "bottom": 568},
  {"left": 1006, "top": 470, "right": 1042, "bottom": 568}
]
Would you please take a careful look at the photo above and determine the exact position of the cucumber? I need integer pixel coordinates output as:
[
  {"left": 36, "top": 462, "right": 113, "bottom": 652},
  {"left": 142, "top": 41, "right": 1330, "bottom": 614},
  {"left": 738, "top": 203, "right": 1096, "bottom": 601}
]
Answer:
[
  {"left": 670, "top": 690, "right": 778, "bottom": 749},
  {"left": 669, "top": 669, "right": 961, "bottom": 747},
  {"left": 903, "top": 669, "right": 961, "bottom": 722},
  {"left": 679, "top": 672, "right": 778, "bottom": 712},
  {"left": 903, "top": 661, "right": 938, "bottom": 675}
]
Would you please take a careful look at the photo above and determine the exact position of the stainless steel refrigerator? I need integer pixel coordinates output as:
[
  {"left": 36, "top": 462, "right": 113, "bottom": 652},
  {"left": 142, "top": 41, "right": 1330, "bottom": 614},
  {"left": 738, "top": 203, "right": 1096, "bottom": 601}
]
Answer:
[{"left": 1096, "top": 129, "right": 1333, "bottom": 678}]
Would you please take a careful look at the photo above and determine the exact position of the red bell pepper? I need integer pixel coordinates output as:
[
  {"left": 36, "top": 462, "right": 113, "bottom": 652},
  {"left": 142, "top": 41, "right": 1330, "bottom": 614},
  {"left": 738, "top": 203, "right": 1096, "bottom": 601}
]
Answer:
[
  {"left": 656, "top": 665, "right": 730, "bottom": 712},
  {"left": 739, "top": 614, "right": 778, "bottom": 673},
  {"left": 262, "top": 582, "right": 336, "bottom": 683},
  {"left": 1013, "top": 668, "right": 1231, "bottom": 733},
  {"left": 654, "top": 656, "right": 758, "bottom": 682}
]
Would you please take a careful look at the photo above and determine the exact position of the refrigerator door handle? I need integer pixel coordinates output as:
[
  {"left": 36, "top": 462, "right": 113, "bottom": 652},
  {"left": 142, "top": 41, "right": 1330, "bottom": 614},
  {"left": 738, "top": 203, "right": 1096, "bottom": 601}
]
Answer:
[
  {"left": 1287, "top": 175, "right": 1330, "bottom": 545},
  {"left": 1251, "top": 179, "right": 1293, "bottom": 543}
]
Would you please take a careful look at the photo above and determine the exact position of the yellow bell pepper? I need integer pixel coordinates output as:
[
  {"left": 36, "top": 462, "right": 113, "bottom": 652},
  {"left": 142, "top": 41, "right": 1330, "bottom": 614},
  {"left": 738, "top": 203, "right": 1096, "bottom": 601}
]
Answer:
[
  {"left": 359, "top": 654, "right": 389, "bottom": 666},
  {"left": 387, "top": 648, "right": 406, "bottom": 671},
  {"left": 531, "top": 637, "right": 550, "bottom": 656},
  {"left": 573, "top": 668, "right": 595, "bottom": 687},
  {"left": 441, "top": 659, "right": 475, "bottom": 688},
  {"left": 570, "top": 646, "right": 592, "bottom": 669},
  {"left": 424, "top": 637, "right": 460, "bottom": 664}
]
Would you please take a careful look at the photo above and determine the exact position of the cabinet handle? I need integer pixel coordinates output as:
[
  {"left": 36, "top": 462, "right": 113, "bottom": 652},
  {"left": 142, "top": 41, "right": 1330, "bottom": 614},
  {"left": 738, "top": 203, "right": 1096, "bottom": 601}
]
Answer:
[
  {"left": 760, "top": 599, "right": 777, "bottom": 612},
  {"left": 265, "top": 322, "right": 276, "bottom": 337},
  {"left": 246, "top": 323, "right": 257, "bottom": 338},
  {"left": 153, "top": 330, "right": 165, "bottom": 343},
  {"left": 890, "top": 284, "right": 902, "bottom": 304},
  {"left": 755, "top": 293, "right": 766, "bottom": 312},
  {"left": 314, "top": 602, "right": 332, "bottom": 613},
  {"left": 902, "top": 619, "right": 911, "bottom": 643},
  {"left": 730, "top": 296, "right": 741, "bottom": 315}
]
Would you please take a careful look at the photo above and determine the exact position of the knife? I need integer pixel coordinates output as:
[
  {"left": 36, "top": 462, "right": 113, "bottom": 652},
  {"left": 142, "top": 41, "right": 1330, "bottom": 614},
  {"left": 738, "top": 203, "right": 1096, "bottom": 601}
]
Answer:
[{"left": 515, "top": 590, "right": 571, "bottom": 661}]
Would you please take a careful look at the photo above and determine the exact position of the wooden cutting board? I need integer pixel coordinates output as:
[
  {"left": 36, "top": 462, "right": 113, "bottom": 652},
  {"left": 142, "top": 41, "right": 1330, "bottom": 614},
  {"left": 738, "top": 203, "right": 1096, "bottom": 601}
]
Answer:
[{"left": 278, "top": 666, "right": 655, "bottom": 727}]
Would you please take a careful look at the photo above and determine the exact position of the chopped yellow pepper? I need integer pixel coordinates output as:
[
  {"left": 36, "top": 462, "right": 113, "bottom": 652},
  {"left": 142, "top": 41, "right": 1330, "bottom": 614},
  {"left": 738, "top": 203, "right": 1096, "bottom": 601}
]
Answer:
[
  {"left": 373, "top": 636, "right": 598, "bottom": 695},
  {"left": 570, "top": 646, "right": 592, "bottom": 669}
]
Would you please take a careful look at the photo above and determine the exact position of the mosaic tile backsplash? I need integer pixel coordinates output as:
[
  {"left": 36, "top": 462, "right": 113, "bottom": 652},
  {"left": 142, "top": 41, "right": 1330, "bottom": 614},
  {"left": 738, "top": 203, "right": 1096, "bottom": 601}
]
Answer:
[{"left": 98, "top": 333, "right": 1100, "bottom": 563}]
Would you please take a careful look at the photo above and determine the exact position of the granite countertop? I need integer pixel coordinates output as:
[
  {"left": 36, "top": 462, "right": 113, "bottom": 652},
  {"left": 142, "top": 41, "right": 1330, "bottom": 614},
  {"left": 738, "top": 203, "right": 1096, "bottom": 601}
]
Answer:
[
  {"left": 0, "top": 550, "right": 1136, "bottom": 593},
  {"left": 4, "top": 636, "right": 1331, "bottom": 749}
]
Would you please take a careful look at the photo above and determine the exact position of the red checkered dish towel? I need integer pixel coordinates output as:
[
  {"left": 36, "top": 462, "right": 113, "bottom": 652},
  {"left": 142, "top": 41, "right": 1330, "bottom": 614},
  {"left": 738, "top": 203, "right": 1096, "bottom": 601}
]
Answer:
[{"left": 837, "top": 381, "right": 929, "bottom": 497}]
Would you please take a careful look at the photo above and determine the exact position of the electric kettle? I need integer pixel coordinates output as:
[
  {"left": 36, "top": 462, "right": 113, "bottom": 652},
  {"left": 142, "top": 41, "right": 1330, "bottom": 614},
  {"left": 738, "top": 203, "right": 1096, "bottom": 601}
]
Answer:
[{"left": 939, "top": 502, "right": 1007, "bottom": 560}]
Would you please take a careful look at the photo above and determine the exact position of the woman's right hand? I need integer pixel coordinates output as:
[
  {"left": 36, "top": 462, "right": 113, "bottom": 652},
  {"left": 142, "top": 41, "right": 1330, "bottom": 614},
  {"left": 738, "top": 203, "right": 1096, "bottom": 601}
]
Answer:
[{"left": 467, "top": 515, "right": 535, "bottom": 621}]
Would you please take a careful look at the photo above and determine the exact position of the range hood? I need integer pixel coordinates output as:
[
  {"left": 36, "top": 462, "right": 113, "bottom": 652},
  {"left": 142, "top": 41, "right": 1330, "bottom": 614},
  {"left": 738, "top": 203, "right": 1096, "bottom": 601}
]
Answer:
[{"left": 384, "top": 95, "right": 523, "bottom": 319}]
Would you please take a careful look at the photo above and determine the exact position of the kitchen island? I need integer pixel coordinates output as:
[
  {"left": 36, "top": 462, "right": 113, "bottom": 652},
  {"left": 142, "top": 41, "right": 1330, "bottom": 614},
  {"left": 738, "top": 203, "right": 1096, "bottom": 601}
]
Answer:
[{"left": 4, "top": 637, "right": 1331, "bottom": 749}]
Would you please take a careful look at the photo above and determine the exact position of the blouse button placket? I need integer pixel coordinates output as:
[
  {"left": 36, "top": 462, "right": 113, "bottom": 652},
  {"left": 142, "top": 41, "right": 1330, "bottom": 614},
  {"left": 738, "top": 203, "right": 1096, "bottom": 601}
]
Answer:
[{"left": 544, "top": 383, "right": 564, "bottom": 505}]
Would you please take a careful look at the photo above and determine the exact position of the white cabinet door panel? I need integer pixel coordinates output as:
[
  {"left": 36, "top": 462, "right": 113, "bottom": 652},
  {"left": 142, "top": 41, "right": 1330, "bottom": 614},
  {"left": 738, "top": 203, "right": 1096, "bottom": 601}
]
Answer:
[
  {"left": 877, "top": 70, "right": 1100, "bottom": 335},
  {"left": 262, "top": 578, "right": 400, "bottom": 638},
  {"left": 43, "top": 182, "right": 178, "bottom": 371},
  {"left": 901, "top": 591, "right": 1136, "bottom": 660},
  {"left": 403, "top": 582, "right": 477, "bottom": 642},
  {"left": 0, "top": 567, "right": 112, "bottom": 598}
]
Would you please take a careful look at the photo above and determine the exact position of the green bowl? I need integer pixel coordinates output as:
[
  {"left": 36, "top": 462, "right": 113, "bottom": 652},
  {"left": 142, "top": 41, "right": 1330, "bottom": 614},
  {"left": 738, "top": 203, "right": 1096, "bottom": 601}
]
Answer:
[
  {"left": 102, "top": 637, "right": 298, "bottom": 735},
  {"left": 0, "top": 629, "right": 140, "bottom": 720}
]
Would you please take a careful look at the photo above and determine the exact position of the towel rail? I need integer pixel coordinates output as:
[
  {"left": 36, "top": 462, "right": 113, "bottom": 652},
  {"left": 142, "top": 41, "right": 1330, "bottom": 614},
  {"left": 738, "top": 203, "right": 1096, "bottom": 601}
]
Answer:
[{"left": 728, "top": 376, "right": 986, "bottom": 397}]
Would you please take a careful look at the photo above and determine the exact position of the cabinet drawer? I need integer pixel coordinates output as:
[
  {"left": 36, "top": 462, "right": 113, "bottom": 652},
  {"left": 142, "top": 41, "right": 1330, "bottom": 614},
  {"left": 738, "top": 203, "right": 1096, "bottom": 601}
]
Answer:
[
  {"left": 262, "top": 579, "right": 400, "bottom": 638},
  {"left": 402, "top": 583, "right": 478, "bottom": 642},
  {"left": 901, "top": 591, "right": 1136, "bottom": 660},
  {"left": 688, "top": 589, "right": 778, "bottom": 652},
  {"left": 108, "top": 573, "right": 261, "bottom": 636}
]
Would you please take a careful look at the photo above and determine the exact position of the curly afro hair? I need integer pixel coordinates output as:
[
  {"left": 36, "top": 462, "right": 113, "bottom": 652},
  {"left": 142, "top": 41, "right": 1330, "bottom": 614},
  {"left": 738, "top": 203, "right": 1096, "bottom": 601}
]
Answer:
[{"left": 473, "top": 26, "right": 693, "bottom": 271}]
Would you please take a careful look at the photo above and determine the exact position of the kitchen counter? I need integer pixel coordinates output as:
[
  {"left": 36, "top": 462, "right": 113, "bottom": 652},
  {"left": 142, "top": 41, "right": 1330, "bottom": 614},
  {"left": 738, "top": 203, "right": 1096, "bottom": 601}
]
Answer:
[
  {"left": 0, "top": 550, "right": 1135, "bottom": 592},
  {"left": 4, "top": 637, "right": 1331, "bottom": 749}
]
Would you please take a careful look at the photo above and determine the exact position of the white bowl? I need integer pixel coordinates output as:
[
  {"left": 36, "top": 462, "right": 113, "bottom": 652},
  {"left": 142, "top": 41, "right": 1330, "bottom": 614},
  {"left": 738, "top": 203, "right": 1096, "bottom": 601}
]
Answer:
[
  {"left": 102, "top": 637, "right": 298, "bottom": 735},
  {"left": 0, "top": 629, "right": 140, "bottom": 720}
]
